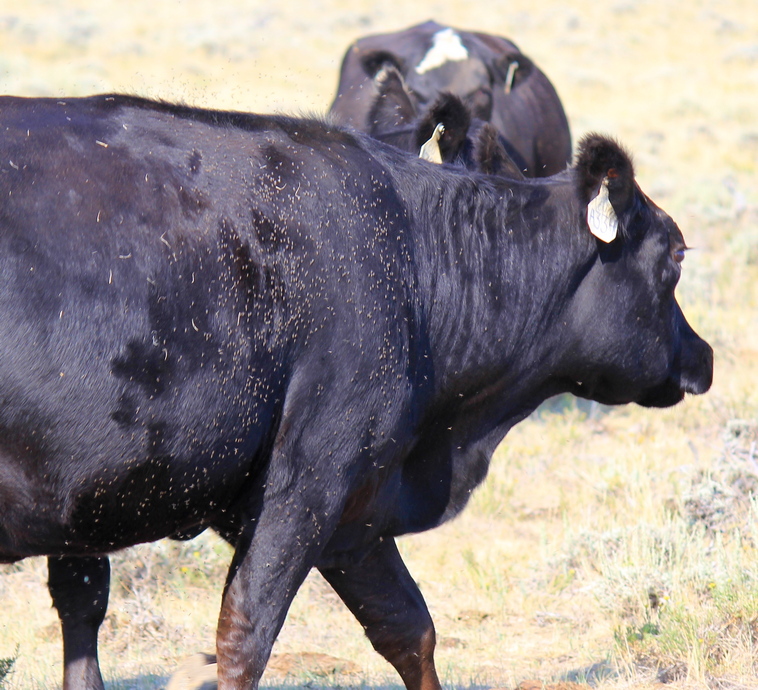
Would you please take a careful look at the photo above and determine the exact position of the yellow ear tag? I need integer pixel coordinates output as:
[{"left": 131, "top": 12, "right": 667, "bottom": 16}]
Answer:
[
  {"left": 587, "top": 177, "right": 618, "bottom": 243},
  {"left": 419, "top": 123, "right": 445, "bottom": 164}
]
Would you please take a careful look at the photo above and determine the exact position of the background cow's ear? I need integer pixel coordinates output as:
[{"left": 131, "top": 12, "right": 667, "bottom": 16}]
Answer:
[
  {"left": 491, "top": 53, "right": 533, "bottom": 93},
  {"left": 415, "top": 93, "right": 471, "bottom": 163},
  {"left": 472, "top": 123, "right": 525, "bottom": 179},
  {"left": 361, "top": 50, "right": 406, "bottom": 80},
  {"left": 367, "top": 64, "right": 417, "bottom": 134},
  {"left": 575, "top": 134, "right": 636, "bottom": 220}
]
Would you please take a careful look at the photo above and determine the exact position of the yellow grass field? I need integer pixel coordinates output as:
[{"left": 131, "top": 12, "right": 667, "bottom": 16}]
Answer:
[{"left": 0, "top": 1, "right": 756, "bottom": 688}]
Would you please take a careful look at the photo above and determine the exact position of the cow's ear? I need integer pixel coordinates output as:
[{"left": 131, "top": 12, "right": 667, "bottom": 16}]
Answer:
[
  {"left": 415, "top": 93, "right": 470, "bottom": 163},
  {"left": 367, "top": 64, "right": 417, "bottom": 133},
  {"left": 491, "top": 53, "right": 533, "bottom": 93},
  {"left": 472, "top": 123, "right": 525, "bottom": 179},
  {"left": 361, "top": 50, "right": 406, "bottom": 80},
  {"left": 575, "top": 134, "right": 636, "bottom": 243}
]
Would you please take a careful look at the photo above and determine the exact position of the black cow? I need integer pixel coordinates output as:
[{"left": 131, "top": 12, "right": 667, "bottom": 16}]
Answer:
[
  {"left": 329, "top": 20, "right": 572, "bottom": 177},
  {"left": 367, "top": 64, "right": 527, "bottom": 178},
  {"left": 0, "top": 94, "right": 711, "bottom": 690}
]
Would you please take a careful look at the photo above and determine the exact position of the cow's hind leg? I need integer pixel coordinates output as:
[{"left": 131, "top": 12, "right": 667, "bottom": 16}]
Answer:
[
  {"left": 319, "top": 538, "right": 441, "bottom": 690},
  {"left": 48, "top": 556, "right": 110, "bottom": 690}
]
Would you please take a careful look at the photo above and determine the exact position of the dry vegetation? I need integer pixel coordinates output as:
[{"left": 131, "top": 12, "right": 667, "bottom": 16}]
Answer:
[{"left": 0, "top": 1, "right": 756, "bottom": 689}]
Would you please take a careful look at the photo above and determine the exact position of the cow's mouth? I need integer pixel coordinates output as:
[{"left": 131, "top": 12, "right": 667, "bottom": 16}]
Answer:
[
  {"left": 639, "top": 338, "right": 714, "bottom": 407},
  {"left": 636, "top": 379, "right": 686, "bottom": 408}
]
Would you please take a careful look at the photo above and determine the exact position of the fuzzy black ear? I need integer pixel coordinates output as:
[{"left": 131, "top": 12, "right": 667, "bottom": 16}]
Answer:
[
  {"left": 367, "top": 64, "right": 417, "bottom": 135},
  {"left": 415, "top": 93, "right": 471, "bottom": 163},
  {"left": 361, "top": 50, "right": 405, "bottom": 80},
  {"left": 472, "top": 123, "right": 525, "bottom": 179},
  {"left": 575, "top": 134, "right": 636, "bottom": 212}
]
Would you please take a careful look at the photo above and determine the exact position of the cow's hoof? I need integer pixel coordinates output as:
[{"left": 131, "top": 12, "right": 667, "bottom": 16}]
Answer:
[{"left": 166, "top": 653, "right": 217, "bottom": 690}]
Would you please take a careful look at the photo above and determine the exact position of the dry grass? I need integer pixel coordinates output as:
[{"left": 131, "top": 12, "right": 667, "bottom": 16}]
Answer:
[{"left": 0, "top": 0, "right": 756, "bottom": 688}]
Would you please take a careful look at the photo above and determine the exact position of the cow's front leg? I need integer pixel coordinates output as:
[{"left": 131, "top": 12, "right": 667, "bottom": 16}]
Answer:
[
  {"left": 48, "top": 556, "right": 110, "bottom": 690},
  {"left": 215, "top": 486, "right": 345, "bottom": 689},
  {"left": 319, "top": 537, "right": 441, "bottom": 690}
]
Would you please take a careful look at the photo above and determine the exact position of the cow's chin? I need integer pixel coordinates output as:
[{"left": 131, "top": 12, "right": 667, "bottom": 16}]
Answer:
[
  {"left": 566, "top": 378, "right": 630, "bottom": 406},
  {"left": 566, "top": 375, "right": 685, "bottom": 409},
  {"left": 636, "top": 380, "right": 686, "bottom": 408}
]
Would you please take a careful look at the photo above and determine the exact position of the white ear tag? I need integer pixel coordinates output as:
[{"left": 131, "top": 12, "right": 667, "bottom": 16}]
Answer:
[
  {"left": 504, "top": 60, "right": 519, "bottom": 94},
  {"left": 419, "top": 123, "right": 445, "bottom": 164},
  {"left": 587, "top": 177, "right": 618, "bottom": 242}
]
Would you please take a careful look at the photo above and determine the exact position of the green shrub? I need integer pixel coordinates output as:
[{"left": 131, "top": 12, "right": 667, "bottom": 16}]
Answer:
[{"left": 0, "top": 649, "right": 17, "bottom": 686}]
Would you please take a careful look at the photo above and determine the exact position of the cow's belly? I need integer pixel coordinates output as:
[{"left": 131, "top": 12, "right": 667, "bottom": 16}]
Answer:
[{"left": 0, "top": 403, "right": 268, "bottom": 560}]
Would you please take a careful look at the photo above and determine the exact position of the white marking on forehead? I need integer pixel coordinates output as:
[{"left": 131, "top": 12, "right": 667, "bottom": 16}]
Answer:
[{"left": 415, "top": 28, "right": 469, "bottom": 74}]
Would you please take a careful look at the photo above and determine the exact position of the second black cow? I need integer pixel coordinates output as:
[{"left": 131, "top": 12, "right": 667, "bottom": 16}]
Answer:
[
  {"left": 0, "top": 94, "right": 711, "bottom": 690},
  {"left": 329, "top": 20, "right": 572, "bottom": 176}
]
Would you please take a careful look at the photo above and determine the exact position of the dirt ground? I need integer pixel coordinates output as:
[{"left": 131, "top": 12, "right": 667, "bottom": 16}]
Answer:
[{"left": 0, "top": 0, "right": 756, "bottom": 688}]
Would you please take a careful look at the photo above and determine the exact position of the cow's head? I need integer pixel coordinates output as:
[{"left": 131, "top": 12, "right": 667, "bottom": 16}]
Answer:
[
  {"left": 367, "top": 65, "right": 526, "bottom": 179},
  {"left": 560, "top": 134, "right": 713, "bottom": 407},
  {"left": 359, "top": 28, "right": 515, "bottom": 124}
]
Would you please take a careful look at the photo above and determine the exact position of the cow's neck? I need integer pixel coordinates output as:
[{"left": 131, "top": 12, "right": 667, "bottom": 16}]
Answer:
[{"left": 405, "top": 168, "right": 595, "bottom": 418}]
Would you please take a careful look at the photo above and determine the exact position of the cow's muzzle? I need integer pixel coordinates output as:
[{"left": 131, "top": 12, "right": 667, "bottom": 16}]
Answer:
[
  {"left": 638, "top": 331, "right": 713, "bottom": 408},
  {"left": 680, "top": 336, "right": 714, "bottom": 396}
]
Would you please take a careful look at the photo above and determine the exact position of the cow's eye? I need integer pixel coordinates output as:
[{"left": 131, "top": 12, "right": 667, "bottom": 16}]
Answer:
[{"left": 672, "top": 246, "right": 686, "bottom": 264}]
